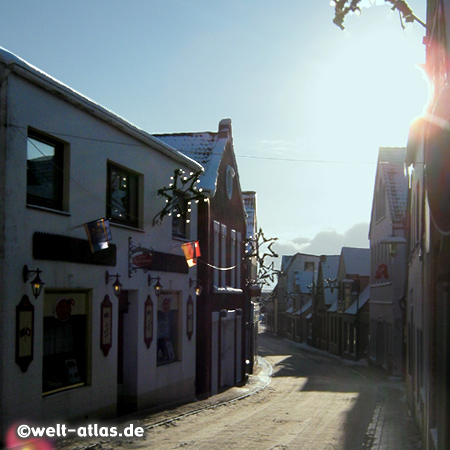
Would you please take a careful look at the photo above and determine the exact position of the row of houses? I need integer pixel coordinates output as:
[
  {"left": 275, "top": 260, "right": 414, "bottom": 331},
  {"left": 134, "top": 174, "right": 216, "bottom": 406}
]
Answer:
[
  {"left": 0, "top": 47, "right": 259, "bottom": 438},
  {"left": 267, "top": 1, "right": 450, "bottom": 447},
  {"left": 264, "top": 245, "right": 371, "bottom": 363}
]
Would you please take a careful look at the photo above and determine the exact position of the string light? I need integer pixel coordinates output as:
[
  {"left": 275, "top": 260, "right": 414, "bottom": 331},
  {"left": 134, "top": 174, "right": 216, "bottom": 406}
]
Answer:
[{"left": 152, "top": 169, "right": 207, "bottom": 226}]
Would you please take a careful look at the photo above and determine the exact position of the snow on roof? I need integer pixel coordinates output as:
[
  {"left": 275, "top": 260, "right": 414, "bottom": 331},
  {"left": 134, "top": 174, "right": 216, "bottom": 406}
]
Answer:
[
  {"left": 321, "top": 255, "right": 340, "bottom": 279},
  {"left": 281, "top": 255, "right": 293, "bottom": 272},
  {"left": 320, "top": 255, "right": 340, "bottom": 306},
  {"left": 295, "top": 299, "right": 312, "bottom": 315},
  {"left": 155, "top": 131, "right": 228, "bottom": 196},
  {"left": 328, "top": 300, "right": 338, "bottom": 313},
  {"left": 341, "top": 247, "right": 370, "bottom": 277},
  {"left": 0, "top": 47, "right": 201, "bottom": 171},
  {"left": 378, "top": 147, "right": 408, "bottom": 223},
  {"left": 295, "top": 271, "right": 317, "bottom": 292},
  {"left": 243, "top": 191, "right": 257, "bottom": 220},
  {"left": 345, "top": 284, "right": 370, "bottom": 315}
]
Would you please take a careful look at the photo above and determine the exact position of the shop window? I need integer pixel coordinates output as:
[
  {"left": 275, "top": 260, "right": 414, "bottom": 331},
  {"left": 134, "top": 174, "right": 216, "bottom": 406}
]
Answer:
[
  {"left": 157, "top": 293, "right": 180, "bottom": 365},
  {"left": 107, "top": 162, "right": 141, "bottom": 228},
  {"left": 27, "top": 129, "right": 68, "bottom": 211},
  {"left": 42, "top": 290, "right": 89, "bottom": 395}
]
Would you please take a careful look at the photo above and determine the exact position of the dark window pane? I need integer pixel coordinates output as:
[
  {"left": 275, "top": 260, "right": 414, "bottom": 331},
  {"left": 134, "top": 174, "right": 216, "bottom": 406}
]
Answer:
[
  {"left": 27, "top": 133, "right": 63, "bottom": 210},
  {"left": 107, "top": 164, "right": 139, "bottom": 227}
]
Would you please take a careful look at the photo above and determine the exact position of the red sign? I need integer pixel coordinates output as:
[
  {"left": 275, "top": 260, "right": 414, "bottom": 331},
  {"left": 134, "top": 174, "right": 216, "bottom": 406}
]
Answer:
[
  {"left": 55, "top": 298, "right": 74, "bottom": 321},
  {"left": 132, "top": 252, "right": 153, "bottom": 267},
  {"left": 375, "top": 263, "right": 389, "bottom": 280}
]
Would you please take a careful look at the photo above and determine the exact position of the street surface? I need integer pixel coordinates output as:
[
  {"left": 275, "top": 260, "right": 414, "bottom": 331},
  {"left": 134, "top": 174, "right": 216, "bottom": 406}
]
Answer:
[{"left": 59, "top": 329, "right": 420, "bottom": 449}]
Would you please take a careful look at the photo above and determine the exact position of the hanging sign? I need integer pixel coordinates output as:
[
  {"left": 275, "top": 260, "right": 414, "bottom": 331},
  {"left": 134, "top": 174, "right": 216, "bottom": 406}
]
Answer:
[
  {"left": 16, "top": 295, "right": 34, "bottom": 372},
  {"left": 84, "top": 218, "right": 112, "bottom": 253},
  {"left": 144, "top": 295, "right": 154, "bottom": 348},
  {"left": 100, "top": 295, "right": 113, "bottom": 356}
]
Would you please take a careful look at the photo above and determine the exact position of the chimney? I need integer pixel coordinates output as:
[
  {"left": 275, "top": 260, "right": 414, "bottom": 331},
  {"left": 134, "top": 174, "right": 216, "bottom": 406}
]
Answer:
[{"left": 218, "top": 118, "right": 232, "bottom": 138}]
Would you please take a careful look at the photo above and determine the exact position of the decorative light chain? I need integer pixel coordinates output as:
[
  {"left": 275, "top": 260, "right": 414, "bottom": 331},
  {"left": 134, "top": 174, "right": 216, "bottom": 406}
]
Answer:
[{"left": 152, "top": 169, "right": 207, "bottom": 226}]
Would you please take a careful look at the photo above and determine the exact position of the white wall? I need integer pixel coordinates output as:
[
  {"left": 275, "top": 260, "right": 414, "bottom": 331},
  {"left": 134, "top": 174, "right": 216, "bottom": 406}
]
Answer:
[{"left": 0, "top": 68, "right": 199, "bottom": 434}]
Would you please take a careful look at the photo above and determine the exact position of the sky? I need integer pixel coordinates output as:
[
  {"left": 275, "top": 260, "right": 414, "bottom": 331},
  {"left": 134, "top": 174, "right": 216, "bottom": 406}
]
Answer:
[{"left": 1, "top": 0, "right": 429, "bottom": 264}]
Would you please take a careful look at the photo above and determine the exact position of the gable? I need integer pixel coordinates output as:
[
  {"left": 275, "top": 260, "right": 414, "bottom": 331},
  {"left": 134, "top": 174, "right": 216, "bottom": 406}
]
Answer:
[{"left": 369, "top": 147, "right": 407, "bottom": 238}]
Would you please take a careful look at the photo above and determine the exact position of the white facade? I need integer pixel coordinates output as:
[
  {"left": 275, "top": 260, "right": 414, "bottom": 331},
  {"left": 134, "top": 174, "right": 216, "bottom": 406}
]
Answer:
[
  {"left": 0, "top": 48, "right": 202, "bottom": 435},
  {"left": 368, "top": 147, "right": 408, "bottom": 376}
]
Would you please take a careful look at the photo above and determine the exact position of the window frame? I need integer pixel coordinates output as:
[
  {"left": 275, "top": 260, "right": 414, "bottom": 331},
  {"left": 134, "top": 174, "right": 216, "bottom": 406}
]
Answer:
[
  {"left": 106, "top": 162, "right": 141, "bottom": 228},
  {"left": 26, "top": 129, "right": 68, "bottom": 212}
]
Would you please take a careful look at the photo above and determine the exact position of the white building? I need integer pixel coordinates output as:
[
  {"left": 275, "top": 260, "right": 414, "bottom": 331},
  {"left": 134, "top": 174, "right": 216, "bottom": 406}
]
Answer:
[
  {"left": 368, "top": 147, "right": 408, "bottom": 376},
  {"left": 0, "top": 47, "right": 203, "bottom": 435}
]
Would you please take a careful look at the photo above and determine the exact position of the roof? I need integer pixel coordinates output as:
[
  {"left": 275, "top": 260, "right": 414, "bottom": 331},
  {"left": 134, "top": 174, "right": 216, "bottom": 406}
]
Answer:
[
  {"left": 295, "top": 271, "right": 317, "bottom": 292},
  {"left": 155, "top": 119, "right": 231, "bottom": 197},
  {"left": 345, "top": 284, "right": 370, "bottom": 315},
  {"left": 328, "top": 300, "right": 338, "bottom": 313},
  {"left": 380, "top": 148, "right": 408, "bottom": 223},
  {"left": 0, "top": 47, "right": 201, "bottom": 171},
  {"left": 295, "top": 299, "right": 312, "bottom": 315},
  {"left": 280, "top": 252, "right": 321, "bottom": 274},
  {"left": 370, "top": 147, "right": 408, "bottom": 228},
  {"left": 341, "top": 247, "right": 370, "bottom": 277},
  {"left": 320, "top": 255, "right": 340, "bottom": 305},
  {"left": 320, "top": 255, "right": 340, "bottom": 280}
]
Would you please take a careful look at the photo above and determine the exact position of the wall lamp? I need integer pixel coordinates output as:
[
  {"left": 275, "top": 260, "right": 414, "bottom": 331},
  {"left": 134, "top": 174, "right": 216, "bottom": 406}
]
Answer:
[
  {"left": 189, "top": 277, "right": 202, "bottom": 296},
  {"left": 23, "top": 265, "right": 45, "bottom": 300},
  {"left": 148, "top": 275, "right": 162, "bottom": 297},
  {"left": 105, "top": 271, "right": 123, "bottom": 298}
]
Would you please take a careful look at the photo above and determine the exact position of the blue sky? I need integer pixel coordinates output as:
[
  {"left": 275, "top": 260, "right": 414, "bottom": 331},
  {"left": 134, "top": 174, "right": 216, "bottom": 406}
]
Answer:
[{"left": 1, "top": 0, "right": 428, "bottom": 259}]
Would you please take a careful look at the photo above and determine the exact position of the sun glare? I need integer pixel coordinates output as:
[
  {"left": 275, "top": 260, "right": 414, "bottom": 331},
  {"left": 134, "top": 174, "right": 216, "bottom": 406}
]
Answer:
[{"left": 313, "top": 26, "right": 426, "bottom": 160}]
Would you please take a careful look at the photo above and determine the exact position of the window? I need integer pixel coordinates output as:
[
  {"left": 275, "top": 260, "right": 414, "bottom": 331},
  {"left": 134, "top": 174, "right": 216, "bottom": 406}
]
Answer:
[
  {"left": 304, "top": 262, "right": 315, "bottom": 272},
  {"left": 107, "top": 163, "right": 140, "bottom": 228},
  {"left": 221, "top": 224, "right": 227, "bottom": 287},
  {"left": 214, "top": 221, "right": 220, "bottom": 287},
  {"left": 27, "top": 130, "right": 67, "bottom": 211},
  {"left": 231, "top": 230, "right": 237, "bottom": 287},
  {"left": 172, "top": 191, "right": 187, "bottom": 239},
  {"left": 157, "top": 293, "right": 180, "bottom": 365},
  {"left": 42, "top": 290, "right": 89, "bottom": 395}
]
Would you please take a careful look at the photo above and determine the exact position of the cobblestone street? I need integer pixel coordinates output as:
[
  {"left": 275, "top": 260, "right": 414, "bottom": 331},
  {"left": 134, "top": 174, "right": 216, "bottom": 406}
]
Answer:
[{"left": 58, "top": 330, "right": 420, "bottom": 450}]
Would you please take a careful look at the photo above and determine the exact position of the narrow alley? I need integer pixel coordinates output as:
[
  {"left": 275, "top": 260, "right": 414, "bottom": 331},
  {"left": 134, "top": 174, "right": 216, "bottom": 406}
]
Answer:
[{"left": 58, "top": 329, "right": 420, "bottom": 450}]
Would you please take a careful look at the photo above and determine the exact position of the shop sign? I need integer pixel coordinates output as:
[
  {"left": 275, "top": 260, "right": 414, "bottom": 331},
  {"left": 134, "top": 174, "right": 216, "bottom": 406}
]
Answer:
[
  {"left": 16, "top": 295, "right": 34, "bottom": 372},
  {"left": 55, "top": 297, "right": 74, "bottom": 321},
  {"left": 100, "top": 295, "right": 113, "bottom": 356},
  {"left": 144, "top": 295, "right": 154, "bottom": 348}
]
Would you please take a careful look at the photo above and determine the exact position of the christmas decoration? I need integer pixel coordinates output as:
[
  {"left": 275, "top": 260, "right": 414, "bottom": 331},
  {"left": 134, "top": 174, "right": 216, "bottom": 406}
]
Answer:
[{"left": 152, "top": 169, "right": 206, "bottom": 226}]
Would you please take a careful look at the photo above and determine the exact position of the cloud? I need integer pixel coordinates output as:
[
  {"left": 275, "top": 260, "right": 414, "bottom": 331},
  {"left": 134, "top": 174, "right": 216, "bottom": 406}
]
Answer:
[{"left": 271, "top": 223, "right": 370, "bottom": 268}]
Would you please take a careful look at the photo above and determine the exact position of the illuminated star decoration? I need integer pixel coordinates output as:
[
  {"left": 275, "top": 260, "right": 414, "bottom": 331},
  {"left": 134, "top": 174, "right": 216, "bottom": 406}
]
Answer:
[
  {"left": 152, "top": 169, "right": 207, "bottom": 226},
  {"left": 245, "top": 228, "right": 279, "bottom": 286},
  {"left": 331, "top": 0, "right": 426, "bottom": 31}
]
